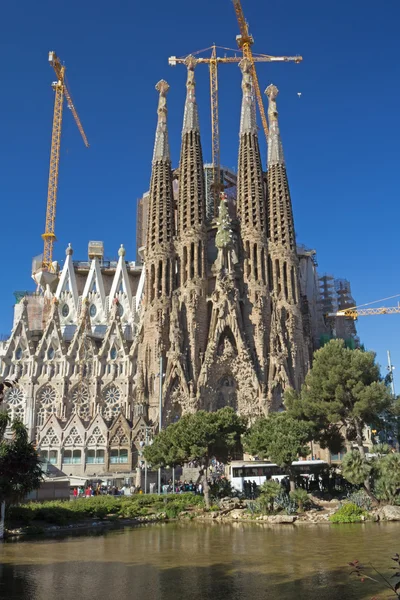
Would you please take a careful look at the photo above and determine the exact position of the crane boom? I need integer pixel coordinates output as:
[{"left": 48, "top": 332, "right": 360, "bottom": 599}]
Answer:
[
  {"left": 42, "top": 51, "right": 88, "bottom": 272},
  {"left": 328, "top": 306, "right": 400, "bottom": 320}
]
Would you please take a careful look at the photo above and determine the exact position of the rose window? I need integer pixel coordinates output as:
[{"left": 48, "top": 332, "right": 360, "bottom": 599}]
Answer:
[
  {"left": 5, "top": 387, "right": 25, "bottom": 423},
  {"left": 71, "top": 385, "right": 91, "bottom": 419},
  {"left": 39, "top": 386, "right": 57, "bottom": 405},
  {"left": 6, "top": 387, "right": 24, "bottom": 406},
  {"left": 102, "top": 385, "right": 121, "bottom": 420}
]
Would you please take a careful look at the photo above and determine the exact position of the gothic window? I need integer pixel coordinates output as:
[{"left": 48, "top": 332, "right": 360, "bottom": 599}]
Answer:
[
  {"left": 64, "top": 427, "right": 84, "bottom": 446},
  {"left": 40, "top": 427, "right": 60, "bottom": 447},
  {"left": 71, "top": 385, "right": 91, "bottom": 419},
  {"left": 110, "top": 346, "right": 117, "bottom": 360},
  {"left": 37, "top": 386, "right": 58, "bottom": 427},
  {"left": 61, "top": 304, "right": 70, "bottom": 317},
  {"left": 118, "top": 303, "right": 124, "bottom": 317},
  {"left": 90, "top": 304, "right": 97, "bottom": 318},
  {"left": 110, "top": 426, "right": 129, "bottom": 446},
  {"left": 87, "top": 426, "right": 106, "bottom": 446},
  {"left": 47, "top": 347, "right": 55, "bottom": 360},
  {"left": 101, "top": 385, "right": 122, "bottom": 420},
  {"left": 15, "top": 347, "right": 22, "bottom": 360},
  {"left": 5, "top": 387, "right": 25, "bottom": 423}
]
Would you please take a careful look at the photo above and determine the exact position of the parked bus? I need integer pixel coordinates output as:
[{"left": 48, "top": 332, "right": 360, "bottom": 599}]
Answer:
[{"left": 228, "top": 460, "right": 328, "bottom": 493}]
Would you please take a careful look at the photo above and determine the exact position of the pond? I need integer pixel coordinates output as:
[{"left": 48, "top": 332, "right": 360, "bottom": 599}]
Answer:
[{"left": 0, "top": 521, "right": 398, "bottom": 600}]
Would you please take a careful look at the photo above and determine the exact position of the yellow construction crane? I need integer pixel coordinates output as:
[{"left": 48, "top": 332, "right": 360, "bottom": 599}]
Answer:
[
  {"left": 327, "top": 294, "right": 400, "bottom": 320},
  {"left": 232, "top": 0, "right": 299, "bottom": 142},
  {"left": 42, "top": 51, "right": 89, "bottom": 272},
  {"left": 169, "top": 44, "right": 301, "bottom": 214}
]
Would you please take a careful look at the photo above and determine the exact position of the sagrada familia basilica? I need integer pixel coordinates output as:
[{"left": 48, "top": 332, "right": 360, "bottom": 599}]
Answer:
[{"left": 0, "top": 58, "right": 341, "bottom": 478}]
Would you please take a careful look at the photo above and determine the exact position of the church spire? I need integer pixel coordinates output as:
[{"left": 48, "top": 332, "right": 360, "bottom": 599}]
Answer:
[
  {"left": 265, "top": 84, "right": 295, "bottom": 250},
  {"left": 152, "top": 79, "right": 170, "bottom": 163},
  {"left": 146, "top": 80, "right": 175, "bottom": 256},
  {"left": 237, "top": 59, "right": 266, "bottom": 238},
  {"left": 265, "top": 84, "right": 285, "bottom": 167},
  {"left": 177, "top": 55, "right": 206, "bottom": 238},
  {"left": 182, "top": 55, "right": 199, "bottom": 134},
  {"left": 239, "top": 58, "right": 258, "bottom": 136}
]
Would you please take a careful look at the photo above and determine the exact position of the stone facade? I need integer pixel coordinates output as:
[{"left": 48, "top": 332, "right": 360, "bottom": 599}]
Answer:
[{"left": 1, "top": 57, "right": 313, "bottom": 477}]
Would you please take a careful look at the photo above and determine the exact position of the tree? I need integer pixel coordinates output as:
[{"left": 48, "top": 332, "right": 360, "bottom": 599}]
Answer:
[
  {"left": 244, "top": 413, "right": 312, "bottom": 492},
  {"left": 0, "top": 412, "right": 43, "bottom": 538},
  {"left": 286, "top": 340, "right": 393, "bottom": 466},
  {"left": 341, "top": 450, "right": 371, "bottom": 487},
  {"left": 143, "top": 407, "right": 247, "bottom": 508}
]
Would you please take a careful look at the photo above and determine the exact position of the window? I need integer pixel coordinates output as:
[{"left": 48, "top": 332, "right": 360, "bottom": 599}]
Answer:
[
  {"left": 118, "top": 304, "right": 124, "bottom": 317},
  {"left": 15, "top": 347, "right": 22, "bottom": 360},
  {"left": 89, "top": 304, "right": 97, "bottom": 318},
  {"left": 63, "top": 449, "right": 82, "bottom": 465},
  {"left": 87, "top": 449, "right": 105, "bottom": 464},
  {"left": 110, "top": 448, "right": 128, "bottom": 464},
  {"left": 110, "top": 347, "right": 117, "bottom": 360},
  {"left": 61, "top": 303, "right": 69, "bottom": 317},
  {"left": 40, "top": 450, "right": 49, "bottom": 460},
  {"left": 47, "top": 347, "right": 55, "bottom": 360},
  {"left": 49, "top": 450, "right": 58, "bottom": 465}
]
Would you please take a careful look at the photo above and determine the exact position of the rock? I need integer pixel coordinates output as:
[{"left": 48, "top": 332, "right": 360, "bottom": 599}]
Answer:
[
  {"left": 377, "top": 505, "right": 400, "bottom": 521},
  {"left": 228, "top": 509, "right": 245, "bottom": 520},
  {"left": 263, "top": 515, "right": 297, "bottom": 524}
]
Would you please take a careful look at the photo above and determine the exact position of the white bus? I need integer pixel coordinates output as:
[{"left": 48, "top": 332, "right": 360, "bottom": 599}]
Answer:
[{"left": 229, "top": 460, "right": 328, "bottom": 493}]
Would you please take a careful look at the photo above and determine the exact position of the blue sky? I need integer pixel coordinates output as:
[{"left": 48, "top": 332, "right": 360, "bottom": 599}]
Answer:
[{"left": 0, "top": 0, "right": 399, "bottom": 379}]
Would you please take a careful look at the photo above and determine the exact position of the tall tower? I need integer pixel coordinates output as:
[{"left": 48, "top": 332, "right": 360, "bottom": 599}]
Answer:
[
  {"left": 265, "top": 84, "right": 308, "bottom": 406},
  {"left": 139, "top": 80, "right": 176, "bottom": 420},
  {"left": 237, "top": 58, "right": 269, "bottom": 387},
  {"left": 172, "top": 56, "right": 208, "bottom": 390}
]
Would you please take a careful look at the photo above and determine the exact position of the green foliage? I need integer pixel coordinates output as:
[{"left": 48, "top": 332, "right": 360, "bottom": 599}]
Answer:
[
  {"left": 0, "top": 414, "right": 43, "bottom": 504},
  {"left": 144, "top": 407, "right": 247, "bottom": 468},
  {"left": 144, "top": 407, "right": 247, "bottom": 507},
  {"left": 274, "top": 490, "right": 297, "bottom": 515},
  {"left": 244, "top": 413, "right": 312, "bottom": 488},
  {"left": 289, "top": 488, "right": 311, "bottom": 512},
  {"left": 329, "top": 502, "right": 368, "bottom": 523},
  {"left": 373, "top": 452, "right": 400, "bottom": 502},
  {"left": 346, "top": 490, "right": 372, "bottom": 511},
  {"left": 286, "top": 340, "right": 392, "bottom": 452},
  {"left": 209, "top": 478, "right": 235, "bottom": 500},
  {"left": 6, "top": 493, "right": 204, "bottom": 528},
  {"left": 258, "top": 480, "right": 281, "bottom": 512},
  {"left": 342, "top": 451, "right": 371, "bottom": 486}
]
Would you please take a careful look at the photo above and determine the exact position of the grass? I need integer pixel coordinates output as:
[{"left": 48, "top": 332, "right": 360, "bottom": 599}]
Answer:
[{"left": 6, "top": 493, "right": 204, "bottom": 529}]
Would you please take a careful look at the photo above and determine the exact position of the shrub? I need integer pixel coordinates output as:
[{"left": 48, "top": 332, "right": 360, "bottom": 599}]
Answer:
[
  {"left": 209, "top": 479, "right": 236, "bottom": 500},
  {"left": 329, "top": 502, "right": 368, "bottom": 523},
  {"left": 346, "top": 490, "right": 372, "bottom": 511},
  {"left": 275, "top": 490, "right": 297, "bottom": 515},
  {"left": 258, "top": 480, "right": 282, "bottom": 513},
  {"left": 290, "top": 488, "right": 311, "bottom": 512}
]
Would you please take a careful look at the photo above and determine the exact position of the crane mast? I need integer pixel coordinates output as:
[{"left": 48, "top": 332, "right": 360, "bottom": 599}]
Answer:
[{"left": 42, "top": 51, "right": 89, "bottom": 273}]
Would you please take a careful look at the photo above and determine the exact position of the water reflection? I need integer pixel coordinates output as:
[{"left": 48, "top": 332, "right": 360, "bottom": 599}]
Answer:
[{"left": 0, "top": 522, "right": 398, "bottom": 600}]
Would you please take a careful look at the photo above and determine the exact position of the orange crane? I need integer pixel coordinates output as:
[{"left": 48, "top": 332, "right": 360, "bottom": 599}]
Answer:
[
  {"left": 42, "top": 51, "right": 89, "bottom": 272},
  {"left": 169, "top": 45, "right": 301, "bottom": 214}
]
